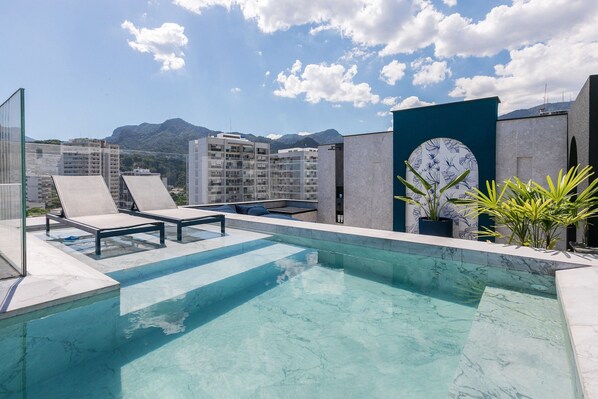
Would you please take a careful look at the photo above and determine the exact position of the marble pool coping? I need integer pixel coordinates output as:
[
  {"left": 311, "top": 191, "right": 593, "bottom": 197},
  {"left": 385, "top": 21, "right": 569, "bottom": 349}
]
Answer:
[
  {"left": 557, "top": 267, "right": 598, "bottom": 399},
  {"left": 211, "top": 211, "right": 598, "bottom": 275},
  {"left": 0, "top": 232, "right": 119, "bottom": 321}
]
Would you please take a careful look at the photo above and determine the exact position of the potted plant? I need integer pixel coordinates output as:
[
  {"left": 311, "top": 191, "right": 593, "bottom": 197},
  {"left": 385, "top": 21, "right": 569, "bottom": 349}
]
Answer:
[
  {"left": 395, "top": 160, "right": 470, "bottom": 238},
  {"left": 458, "top": 165, "right": 598, "bottom": 250}
]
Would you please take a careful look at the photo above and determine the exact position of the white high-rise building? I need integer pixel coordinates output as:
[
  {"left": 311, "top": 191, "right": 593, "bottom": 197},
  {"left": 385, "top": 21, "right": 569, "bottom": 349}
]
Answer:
[
  {"left": 270, "top": 148, "right": 318, "bottom": 200},
  {"left": 188, "top": 134, "right": 270, "bottom": 204},
  {"left": 60, "top": 139, "right": 120, "bottom": 202},
  {"left": 25, "top": 175, "right": 53, "bottom": 208}
]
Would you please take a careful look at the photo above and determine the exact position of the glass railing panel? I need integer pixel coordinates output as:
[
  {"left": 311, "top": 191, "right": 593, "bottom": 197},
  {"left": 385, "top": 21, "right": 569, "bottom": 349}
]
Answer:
[{"left": 0, "top": 89, "right": 26, "bottom": 277}]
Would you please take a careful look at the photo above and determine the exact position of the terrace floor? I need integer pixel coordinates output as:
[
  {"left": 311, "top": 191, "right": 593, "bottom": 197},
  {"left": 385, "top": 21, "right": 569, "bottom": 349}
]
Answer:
[{"left": 0, "top": 256, "right": 20, "bottom": 280}]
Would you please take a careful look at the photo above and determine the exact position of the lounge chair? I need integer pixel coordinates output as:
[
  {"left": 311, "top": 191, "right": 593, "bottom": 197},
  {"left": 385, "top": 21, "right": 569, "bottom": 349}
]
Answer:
[
  {"left": 121, "top": 175, "right": 225, "bottom": 241},
  {"left": 46, "top": 175, "right": 165, "bottom": 255}
]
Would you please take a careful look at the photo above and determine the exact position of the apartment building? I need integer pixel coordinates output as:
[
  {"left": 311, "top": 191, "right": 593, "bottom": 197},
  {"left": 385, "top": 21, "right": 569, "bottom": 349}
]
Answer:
[
  {"left": 270, "top": 148, "right": 318, "bottom": 200},
  {"left": 60, "top": 139, "right": 120, "bottom": 201},
  {"left": 25, "top": 175, "right": 53, "bottom": 208},
  {"left": 24, "top": 143, "right": 61, "bottom": 208},
  {"left": 188, "top": 134, "right": 270, "bottom": 204}
]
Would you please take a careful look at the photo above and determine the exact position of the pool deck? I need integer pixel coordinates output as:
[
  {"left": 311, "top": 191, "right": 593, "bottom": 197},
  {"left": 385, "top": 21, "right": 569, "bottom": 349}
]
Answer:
[
  {"left": 0, "top": 233, "right": 118, "bottom": 320},
  {"left": 2, "top": 213, "right": 598, "bottom": 397},
  {"left": 557, "top": 266, "right": 598, "bottom": 398}
]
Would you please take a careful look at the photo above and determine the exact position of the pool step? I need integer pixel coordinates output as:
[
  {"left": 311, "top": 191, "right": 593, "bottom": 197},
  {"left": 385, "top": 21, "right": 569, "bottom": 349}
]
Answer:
[
  {"left": 119, "top": 243, "right": 307, "bottom": 315},
  {"left": 448, "top": 287, "right": 576, "bottom": 399},
  {"left": 108, "top": 238, "right": 275, "bottom": 286}
]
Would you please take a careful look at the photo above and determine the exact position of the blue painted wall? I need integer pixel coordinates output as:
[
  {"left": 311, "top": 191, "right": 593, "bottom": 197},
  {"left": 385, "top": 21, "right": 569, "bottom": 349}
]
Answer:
[{"left": 392, "top": 97, "right": 499, "bottom": 237}]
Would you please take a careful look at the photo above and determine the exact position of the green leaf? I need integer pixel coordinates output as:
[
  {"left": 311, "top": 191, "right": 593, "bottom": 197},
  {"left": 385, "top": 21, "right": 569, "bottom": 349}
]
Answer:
[
  {"left": 404, "top": 161, "right": 432, "bottom": 191},
  {"left": 397, "top": 175, "right": 427, "bottom": 197},
  {"left": 394, "top": 195, "right": 421, "bottom": 206}
]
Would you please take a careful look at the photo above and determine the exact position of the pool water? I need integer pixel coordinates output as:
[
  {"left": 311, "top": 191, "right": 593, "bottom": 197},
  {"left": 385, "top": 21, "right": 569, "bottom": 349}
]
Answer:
[{"left": 0, "top": 236, "right": 578, "bottom": 398}]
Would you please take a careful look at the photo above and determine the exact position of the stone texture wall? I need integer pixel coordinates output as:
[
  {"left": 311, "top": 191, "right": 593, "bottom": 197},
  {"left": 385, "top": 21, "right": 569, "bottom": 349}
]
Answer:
[
  {"left": 496, "top": 114, "right": 568, "bottom": 186},
  {"left": 343, "top": 132, "right": 393, "bottom": 231},
  {"left": 496, "top": 114, "right": 568, "bottom": 249}
]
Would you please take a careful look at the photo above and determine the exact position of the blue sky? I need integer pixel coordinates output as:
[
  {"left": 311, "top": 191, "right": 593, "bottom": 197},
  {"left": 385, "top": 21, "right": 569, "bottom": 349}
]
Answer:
[{"left": 1, "top": 0, "right": 596, "bottom": 140}]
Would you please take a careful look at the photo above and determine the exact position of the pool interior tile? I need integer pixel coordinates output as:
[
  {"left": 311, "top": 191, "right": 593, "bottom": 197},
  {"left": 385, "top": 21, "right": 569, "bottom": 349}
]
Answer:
[{"left": 449, "top": 287, "right": 576, "bottom": 399}]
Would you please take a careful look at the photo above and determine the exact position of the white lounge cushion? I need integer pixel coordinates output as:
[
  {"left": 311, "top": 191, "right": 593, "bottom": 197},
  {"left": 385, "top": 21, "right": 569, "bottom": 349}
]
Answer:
[
  {"left": 52, "top": 175, "right": 118, "bottom": 218},
  {"left": 121, "top": 175, "right": 177, "bottom": 211},
  {"left": 70, "top": 213, "right": 160, "bottom": 230},
  {"left": 142, "top": 208, "right": 218, "bottom": 222}
]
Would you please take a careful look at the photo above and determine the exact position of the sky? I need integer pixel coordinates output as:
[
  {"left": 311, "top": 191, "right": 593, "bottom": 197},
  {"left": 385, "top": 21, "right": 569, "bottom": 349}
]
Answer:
[{"left": 1, "top": 0, "right": 597, "bottom": 141}]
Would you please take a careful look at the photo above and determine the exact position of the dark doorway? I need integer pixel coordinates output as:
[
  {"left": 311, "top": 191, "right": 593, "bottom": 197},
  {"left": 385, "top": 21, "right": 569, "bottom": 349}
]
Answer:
[{"left": 566, "top": 137, "right": 578, "bottom": 249}]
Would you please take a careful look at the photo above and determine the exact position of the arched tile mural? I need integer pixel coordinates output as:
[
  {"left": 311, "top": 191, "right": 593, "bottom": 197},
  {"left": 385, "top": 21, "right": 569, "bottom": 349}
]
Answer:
[{"left": 405, "top": 138, "right": 478, "bottom": 240}]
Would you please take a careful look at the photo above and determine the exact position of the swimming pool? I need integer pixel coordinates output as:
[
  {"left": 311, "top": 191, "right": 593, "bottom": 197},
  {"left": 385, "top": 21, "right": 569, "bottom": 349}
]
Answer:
[{"left": 0, "top": 235, "right": 579, "bottom": 398}]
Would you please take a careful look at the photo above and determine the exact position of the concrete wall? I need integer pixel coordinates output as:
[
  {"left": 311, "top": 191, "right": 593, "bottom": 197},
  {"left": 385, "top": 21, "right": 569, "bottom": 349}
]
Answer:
[
  {"left": 568, "top": 78, "right": 592, "bottom": 243},
  {"left": 343, "top": 132, "right": 393, "bottom": 231},
  {"left": 316, "top": 144, "right": 337, "bottom": 224},
  {"left": 496, "top": 114, "right": 568, "bottom": 185},
  {"left": 496, "top": 114, "right": 569, "bottom": 249},
  {"left": 569, "top": 79, "right": 591, "bottom": 176}
]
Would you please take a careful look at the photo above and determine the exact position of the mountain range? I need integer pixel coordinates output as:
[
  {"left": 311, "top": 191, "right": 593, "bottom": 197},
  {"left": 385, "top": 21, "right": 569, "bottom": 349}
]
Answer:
[
  {"left": 498, "top": 101, "right": 572, "bottom": 120},
  {"left": 29, "top": 102, "right": 573, "bottom": 149},
  {"left": 104, "top": 118, "right": 342, "bottom": 154}
]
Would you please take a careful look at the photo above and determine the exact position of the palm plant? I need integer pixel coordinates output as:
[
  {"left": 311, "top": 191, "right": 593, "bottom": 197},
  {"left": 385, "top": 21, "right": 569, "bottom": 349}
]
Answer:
[
  {"left": 395, "top": 160, "right": 471, "bottom": 221},
  {"left": 458, "top": 165, "right": 598, "bottom": 249}
]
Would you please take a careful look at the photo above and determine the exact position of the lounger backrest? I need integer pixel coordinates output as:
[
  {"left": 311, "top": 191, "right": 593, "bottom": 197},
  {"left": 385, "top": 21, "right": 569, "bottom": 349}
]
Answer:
[
  {"left": 52, "top": 175, "right": 118, "bottom": 218},
  {"left": 121, "top": 175, "right": 177, "bottom": 211}
]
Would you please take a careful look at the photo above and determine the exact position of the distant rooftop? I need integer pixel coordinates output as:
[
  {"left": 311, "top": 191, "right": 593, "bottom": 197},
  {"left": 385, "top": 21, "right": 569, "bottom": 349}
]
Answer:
[
  {"left": 278, "top": 147, "right": 318, "bottom": 153},
  {"left": 215, "top": 133, "right": 247, "bottom": 141}
]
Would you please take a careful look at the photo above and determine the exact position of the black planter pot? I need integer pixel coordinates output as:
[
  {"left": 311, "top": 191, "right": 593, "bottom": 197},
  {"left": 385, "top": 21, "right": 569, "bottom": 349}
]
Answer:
[{"left": 419, "top": 217, "right": 453, "bottom": 238}]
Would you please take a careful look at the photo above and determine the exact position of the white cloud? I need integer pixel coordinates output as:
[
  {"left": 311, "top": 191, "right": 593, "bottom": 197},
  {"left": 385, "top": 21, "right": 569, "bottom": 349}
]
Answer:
[
  {"left": 435, "top": 0, "right": 596, "bottom": 58},
  {"left": 274, "top": 60, "right": 379, "bottom": 108},
  {"left": 298, "top": 131, "right": 311, "bottom": 136},
  {"left": 121, "top": 20, "right": 188, "bottom": 71},
  {"left": 172, "top": 0, "right": 598, "bottom": 112},
  {"left": 266, "top": 133, "right": 282, "bottom": 140},
  {"left": 173, "top": 0, "right": 443, "bottom": 55},
  {"left": 411, "top": 57, "right": 451, "bottom": 86},
  {"left": 172, "top": 0, "right": 598, "bottom": 60},
  {"left": 172, "top": 0, "right": 235, "bottom": 14},
  {"left": 450, "top": 38, "right": 598, "bottom": 113},
  {"left": 378, "top": 95, "right": 433, "bottom": 117},
  {"left": 378, "top": 3, "right": 444, "bottom": 56},
  {"left": 265, "top": 70, "right": 270, "bottom": 77},
  {"left": 338, "top": 47, "right": 375, "bottom": 62},
  {"left": 230, "top": 87, "right": 241, "bottom": 93},
  {"left": 382, "top": 96, "right": 398, "bottom": 106},
  {"left": 290, "top": 60, "right": 302, "bottom": 74},
  {"left": 390, "top": 96, "right": 434, "bottom": 110},
  {"left": 380, "top": 60, "right": 407, "bottom": 85}
]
